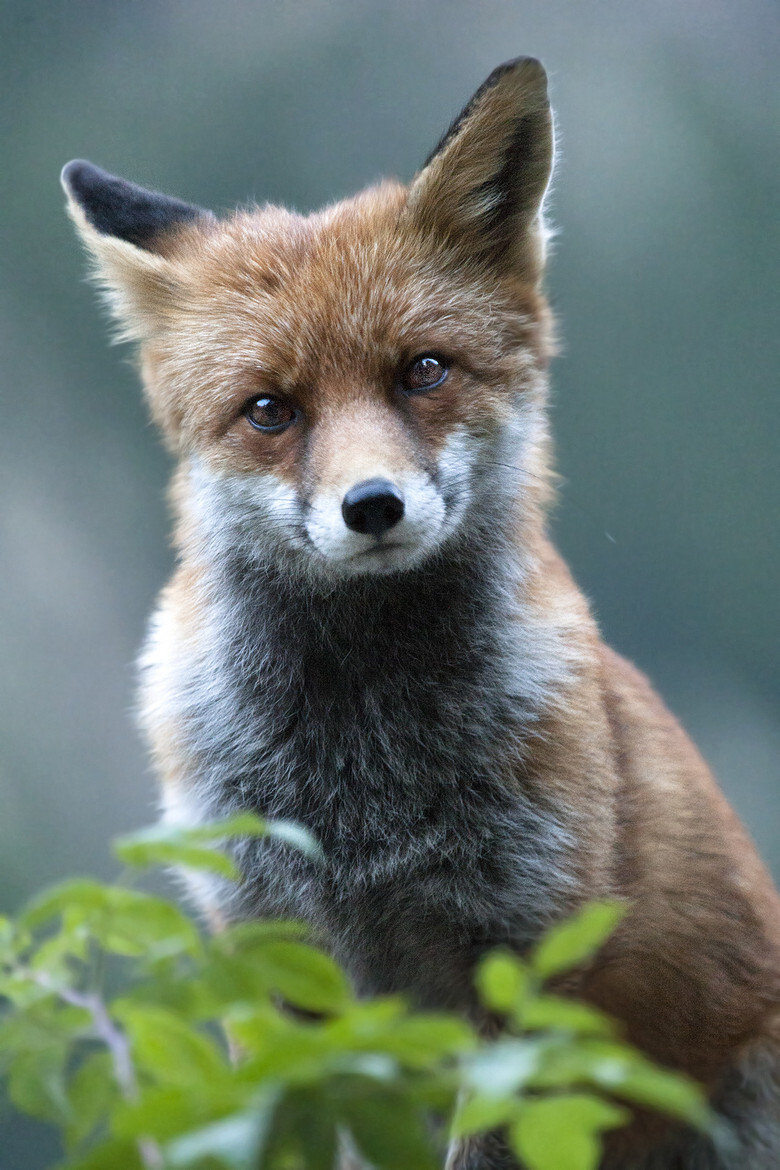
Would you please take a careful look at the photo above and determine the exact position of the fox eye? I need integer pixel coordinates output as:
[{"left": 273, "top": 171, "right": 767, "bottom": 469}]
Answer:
[
  {"left": 244, "top": 396, "right": 298, "bottom": 433},
  {"left": 400, "top": 354, "right": 448, "bottom": 394}
]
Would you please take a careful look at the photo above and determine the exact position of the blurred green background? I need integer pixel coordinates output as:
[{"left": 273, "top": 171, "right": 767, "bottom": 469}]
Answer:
[{"left": 1, "top": 0, "right": 778, "bottom": 1163}]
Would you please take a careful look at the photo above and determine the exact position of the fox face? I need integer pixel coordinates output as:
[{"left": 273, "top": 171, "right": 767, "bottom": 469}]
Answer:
[{"left": 63, "top": 59, "right": 555, "bottom": 583}]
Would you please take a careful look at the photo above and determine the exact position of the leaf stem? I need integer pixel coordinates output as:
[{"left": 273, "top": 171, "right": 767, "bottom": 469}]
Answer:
[{"left": 26, "top": 971, "right": 164, "bottom": 1169}]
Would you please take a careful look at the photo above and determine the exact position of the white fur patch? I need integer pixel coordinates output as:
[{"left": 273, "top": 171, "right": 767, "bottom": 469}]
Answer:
[
  {"left": 186, "top": 458, "right": 309, "bottom": 570},
  {"left": 158, "top": 781, "right": 229, "bottom": 919},
  {"left": 305, "top": 469, "right": 445, "bottom": 574},
  {"left": 185, "top": 427, "right": 491, "bottom": 580}
]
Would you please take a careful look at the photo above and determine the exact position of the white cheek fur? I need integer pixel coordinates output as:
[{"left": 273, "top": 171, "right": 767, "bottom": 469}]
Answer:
[
  {"left": 184, "top": 423, "right": 518, "bottom": 579},
  {"left": 187, "top": 458, "right": 308, "bottom": 563}
]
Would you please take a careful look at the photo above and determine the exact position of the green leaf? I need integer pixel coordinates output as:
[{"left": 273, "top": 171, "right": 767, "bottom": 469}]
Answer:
[
  {"left": 233, "top": 1010, "right": 407, "bottom": 1088},
  {"left": 475, "top": 951, "right": 531, "bottom": 1016},
  {"left": 316, "top": 995, "right": 406, "bottom": 1047},
  {"left": 0, "top": 1002, "right": 84, "bottom": 1065},
  {"left": 114, "top": 1003, "right": 228, "bottom": 1087},
  {"left": 165, "top": 1097, "right": 279, "bottom": 1169},
  {"left": 219, "top": 812, "right": 323, "bottom": 861},
  {"left": 196, "top": 812, "right": 275, "bottom": 841},
  {"left": 65, "top": 1051, "right": 118, "bottom": 1152},
  {"left": 99, "top": 892, "right": 201, "bottom": 961},
  {"left": 528, "top": 1038, "right": 711, "bottom": 1129},
  {"left": 0, "top": 999, "right": 92, "bottom": 1125},
  {"left": 224, "top": 1006, "right": 321, "bottom": 1074},
  {"left": 196, "top": 951, "right": 277, "bottom": 1016},
  {"left": 115, "top": 823, "right": 240, "bottom": 879},
  {"left": 114, "top": 814, "right": 323, "bottom": 879},
  {"left": 336, "top": 1082, "right": 438, "bottom": 1170},
  {"left": 21, "top": 878, "right": 116, "bottom": 929},
  {"left": 521, "top": 995, "right": 617, "bottom": 1038},
  {"left": 370, "top": 1014, "right": 475, "bottom": 1068},
  {"left": 216, "top": 920, "right": 309, "bottom": 948},
  {"left": 0, "top": 849, "right": 713, "bottom": 1170},
  {"left": 0, "top": 915, "right": 16, "bottom": 962},
  {"left": 263, "top": 1086, "right": 338, "bottom": 1170},
  {"left": 113, "top": 1084, "right": 245, "bottom": 1144},
  {"left": 29, "top": 921, "right": 89, "bottom": 975},
  {"left": 598, "top": 1052, "right": 711, "bottom": 1128},
  {"left": 261, "top": 818, "right": 324, "bottom": 862},
  {"left": 0, "top": 966, "right": 75, "bottom": 1010},
  {"left": 511, "top": 1093, "right": 629, "bottom": 1170},
  {"left": 452, "top": 1092, "right": 520, "bottom": 1138},
  {"left": 463, "top": 1038, "right": 540, "bottom": 1097},
  {"left": 530, "top": 902, "right": 626, "bottom": 980},
  {"left": 8, "top": 1040, "right": 71, "bottom": 1124},
  {"left": 216, "top": 939, "right": 351, "bottom": 1014},
  {"left": 64, "top": 1136, "right": 145, "bottom": 1170},
  {"left": 21, "top": 881, "right": 201, "bottom": 960}
]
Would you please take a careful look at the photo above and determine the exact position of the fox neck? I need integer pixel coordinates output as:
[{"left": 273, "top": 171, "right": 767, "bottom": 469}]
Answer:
[
  {"left": 218, "top": 525, "right": 528, "bottom": 713},
  {"left": 175, "top": 428, "right": 575, "bottom": 760},
  {"left": 156, "top": 478, "right": 582, "bottom": 957},
  {"left": 191, "top": 484, "right": 572, "bottom": 814},
  {"left": 200, "top": 458, "right": 547, "bottom": 694}
]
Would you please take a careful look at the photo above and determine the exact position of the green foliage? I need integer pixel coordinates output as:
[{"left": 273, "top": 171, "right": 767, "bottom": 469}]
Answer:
[{"left": 0, "top": 818, "right": 713, "bottom": 1168}]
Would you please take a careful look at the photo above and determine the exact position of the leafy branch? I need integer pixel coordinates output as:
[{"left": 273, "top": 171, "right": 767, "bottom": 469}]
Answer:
[{"left": 0, "top": 818, "right": 713, "bottom": 1169}]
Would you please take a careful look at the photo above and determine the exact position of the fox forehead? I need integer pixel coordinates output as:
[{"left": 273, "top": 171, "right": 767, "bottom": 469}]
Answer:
[
  {"left": 145, "top": 180, "right": 541, "bottom": 441},
  {"left": 65, "top": 58, "right": 556, "bottom": 451}
]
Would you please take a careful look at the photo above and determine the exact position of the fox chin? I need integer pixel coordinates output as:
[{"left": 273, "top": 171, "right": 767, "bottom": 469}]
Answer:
[{"left": 63, "top": 56, "right": 780, "bottom": 1170}]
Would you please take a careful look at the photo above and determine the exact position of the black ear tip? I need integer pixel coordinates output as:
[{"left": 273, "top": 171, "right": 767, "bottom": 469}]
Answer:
[
  {"left": 61, "top": 159, "right": 102, "bottom": 198},
  {"left": 61, "top": 159, "right": 86, "bottom": 196},
  {"left": 60, "top": 160, "right": 210, "bottom": 249}
]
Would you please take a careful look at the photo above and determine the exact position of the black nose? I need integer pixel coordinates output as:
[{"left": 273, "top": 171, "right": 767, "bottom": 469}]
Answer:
[{"left": 341, "top": 478, "right": 405, "bottom": 538}]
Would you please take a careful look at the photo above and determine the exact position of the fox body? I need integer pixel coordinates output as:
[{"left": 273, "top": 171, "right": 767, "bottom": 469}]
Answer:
[{"left": 63, "top": 59, "right": 780, "bottom": 1168}]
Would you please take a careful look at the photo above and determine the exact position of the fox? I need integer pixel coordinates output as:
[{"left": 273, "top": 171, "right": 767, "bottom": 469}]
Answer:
[{"left": 61, "top": 57, "right": 780, "bottom": 1169}]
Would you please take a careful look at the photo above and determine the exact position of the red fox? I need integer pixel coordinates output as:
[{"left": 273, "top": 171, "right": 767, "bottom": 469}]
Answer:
[{"left": 62, "top": 58, "right": 779, "bottom": 1168}]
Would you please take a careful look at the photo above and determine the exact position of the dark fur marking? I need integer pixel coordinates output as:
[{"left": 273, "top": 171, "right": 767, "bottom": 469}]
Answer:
[
  {"left": 62, "top": 160, "right": 210, "bottom": 250},
  {"left": 160, "top": 525, "right": 576, "bottom": 1013},
  {"left": 475, "top": 109, "right": 551, "bottom": 255}
]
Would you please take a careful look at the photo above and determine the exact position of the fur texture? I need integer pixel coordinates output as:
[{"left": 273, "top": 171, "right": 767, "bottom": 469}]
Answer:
[{"left": 62, "top": 58, "right": 780, "bottom": 1168}]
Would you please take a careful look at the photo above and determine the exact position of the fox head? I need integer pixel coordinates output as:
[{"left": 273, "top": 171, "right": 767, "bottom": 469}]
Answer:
[{"left": 63, "top": 58, "right": 554, "bottom": 583}]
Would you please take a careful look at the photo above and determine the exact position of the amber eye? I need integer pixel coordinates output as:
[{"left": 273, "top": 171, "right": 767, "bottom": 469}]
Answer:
[
  {"left": 400, "top": 354, "right": 449, "bottom": 395},
  {"left": 244, "top": 396, "right": 298, "bottom": 433}
]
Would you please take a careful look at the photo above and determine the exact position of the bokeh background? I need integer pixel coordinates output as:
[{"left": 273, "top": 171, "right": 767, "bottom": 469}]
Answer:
[{"left": 1, "top": 0, "right": 778, "bottom": 1163}]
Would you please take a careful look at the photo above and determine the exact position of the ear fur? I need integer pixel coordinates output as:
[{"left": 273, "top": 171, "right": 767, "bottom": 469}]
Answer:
[
  {"left": 407, "top": 58, "right": 554, "bottom": 279},
  {"left": 61, "top": 161, "right": 213, "bottom": 341}
]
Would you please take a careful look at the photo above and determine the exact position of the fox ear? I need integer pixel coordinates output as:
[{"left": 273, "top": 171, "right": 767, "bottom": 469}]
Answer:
[
  {"left": 61, "top": 161, "right": 213, "bottom": 340},
  {"left": 407, "top": 58, "right": 553, "bottom": 279}
]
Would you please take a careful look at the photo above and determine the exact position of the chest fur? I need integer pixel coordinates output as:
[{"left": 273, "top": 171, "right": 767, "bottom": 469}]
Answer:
[{"left": 146, "top": 555, "right": 577, "bottom": 1000}]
